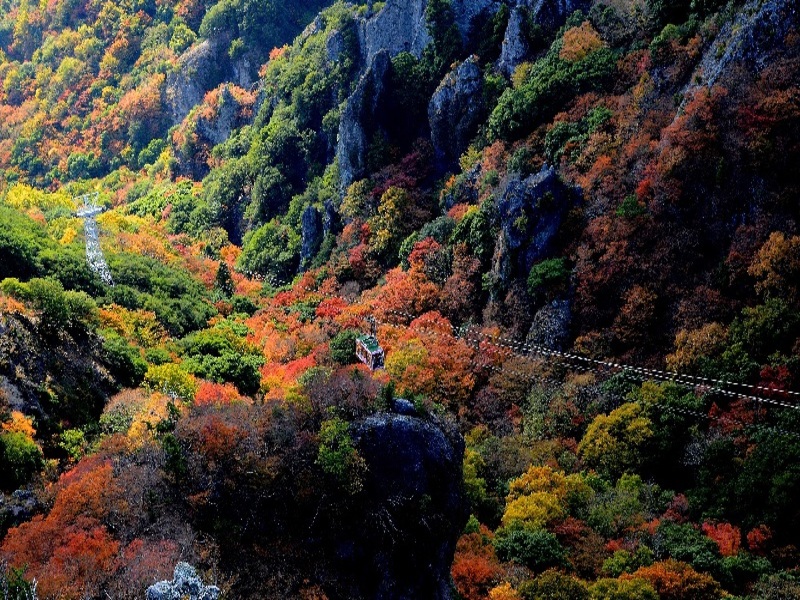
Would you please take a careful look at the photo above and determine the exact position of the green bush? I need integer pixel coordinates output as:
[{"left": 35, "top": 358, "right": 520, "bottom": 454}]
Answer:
[
  {"left": 488, "top": 35, "right": 617, "bottom": 141},
  {"left": 329, "top": 329, "right": 359, "bottom": 365},
  {"left": 0, "top": 205, "right": 50, "bottom": 279},
  {"left": 519, "top": 569, "right": 589, "bottom": 600},
  {"left": 102, "top": 332, "right": 148, "bottom": 387},
  {"left": 527, "top": 257, "right": 570, "bottom": 299},
  {"left": 0, "top": 431, "right": 43, "bottom": 490},
  {"left": 494, "top": 526, "right": 567, "bottom": 571},
  {"left": 616, "top": 195, "right": 647, "bottom": 218},
  {"left": 237, "top": 219, "right": 301, "bottom": 280},
  {"left": 655, "top": 521, "right": 721, "bottom": 574},
  {"left": 179, "top": 327, "right": 264, "bottom": 395},
  {"left": 317, "top": 417, "right": 365, "bottom": 494}
]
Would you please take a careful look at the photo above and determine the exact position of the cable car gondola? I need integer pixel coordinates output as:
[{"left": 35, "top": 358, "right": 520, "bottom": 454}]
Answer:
[{"left": 355, "top": 317, "right": 384, "bottom": 370}]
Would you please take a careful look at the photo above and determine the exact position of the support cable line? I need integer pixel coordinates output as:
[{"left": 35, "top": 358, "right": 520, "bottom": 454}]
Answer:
[
  {"left": 254, "top": 272, "right": 800, "bottom": 413},
  {"left": 372, "top": 316, "right": 800, "bottom": 440}
]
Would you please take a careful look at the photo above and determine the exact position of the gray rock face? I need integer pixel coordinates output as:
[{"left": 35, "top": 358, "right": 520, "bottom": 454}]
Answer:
[
  {"left": 336, "top": 50, "right": 391, "bottom": 189},
  {"left": 165, "top": 40, "right": 228, "bottom": 124},
  {"left": 451, "top": 0, "right": 502, "bottom": 42},
  {"left": 300, "top": 205, "right": 324, "bottom": 268},
  {"left": 495, "top": 166, "right": 576, "bottom": 276},
  {"left": 323, "top": 199, "right": 340, "bottom": 235},
  {"left": 428, "top": 56, "right": 485, "bottom": 166},
  {"left": 326, "top": 29, "right": 347, "bottom": 62},
  {"left": 528, "top": 299, "right": 572, "bottom": 350},
  {"left": 146, "top": 562, "right": 220, "bottom": 600},
  {"left": 689, "top": 0, "right": 798, "bottom": 92},
  {"left": 498, "top": 5, "right": 529, "bottom": 76},
  {"left": 498, "top": 0, "right": 591, "bottom": 76},
  {"left": 0, "top": 489, "right": 42, "bottom": 534},
  {"left": 196, "top": 85, "right": 240, "bottom": 147},
  {"left": 357, "top": 0, "right": 431, "bottom": 64},
  {"left": 347, "top": 412, "right": 468, "bottom": 600}
]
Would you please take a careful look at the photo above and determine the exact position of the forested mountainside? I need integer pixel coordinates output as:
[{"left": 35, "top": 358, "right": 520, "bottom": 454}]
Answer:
[{"left": 1, "top": 0, "right": 800, "bottom": 597}]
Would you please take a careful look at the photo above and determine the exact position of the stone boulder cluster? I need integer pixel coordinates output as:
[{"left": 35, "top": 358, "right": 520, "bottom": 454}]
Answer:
[{"left": 146, "top": 563, "right": 220, "bottom": 600}]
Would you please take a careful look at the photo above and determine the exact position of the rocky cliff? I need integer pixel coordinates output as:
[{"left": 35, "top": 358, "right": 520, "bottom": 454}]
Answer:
[{"left": 341, "top": 406, "right": 468, "bottom": 600}]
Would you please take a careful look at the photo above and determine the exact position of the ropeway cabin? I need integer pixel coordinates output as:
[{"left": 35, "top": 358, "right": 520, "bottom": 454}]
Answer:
[{"left": 355, "top": 334, "right": 384, "bottom": 370}]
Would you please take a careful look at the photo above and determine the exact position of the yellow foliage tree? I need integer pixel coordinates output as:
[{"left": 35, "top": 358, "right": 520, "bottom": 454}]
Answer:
[
  {"left": 488, "top": 582, "right": 521, "bottom": 600},
  {"left": 749, "top": 231, "right": 800, "bottom": 302},
  {"left": 666, "top": 322, "right": 728, "bottom": 372},
  {"left": 2, "top": 411, "right": 36, "bottom": 438},
  {"left": 578, "top": 403, "right": 653, "bottom": 478},
  {"left": 502, "top": 465, "right": 593, "bottom": 529},
  {"left": 560, "top": 21, "right": 606, "bottom": 62},
  {"left": 4, "top": 183, "right": 73, "bottom": 211}
]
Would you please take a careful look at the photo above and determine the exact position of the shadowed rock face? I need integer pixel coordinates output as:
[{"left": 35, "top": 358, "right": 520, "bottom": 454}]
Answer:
[
  {"left": 686, "top": 0, "right": 799, "bottom": 93},
  {"left": 336, "top": 50, "right": 391, "bottom": 189},
  {"left": 498, "top": 0, "right": 591, "bottom": 75},
  {"left": 0, "top": 312, "right": 115, "bottom": 430},
  {"left": 339, "top": 410, "right": 468, "bottom": 600},
  {"left": 429, "top": 56, "right": 486, "bottom": 168},
  {"left": 300, "top": 205, "right": 324, "bottom": 268},
  {"left": 496, "top": 166, "right": 577, "bottom": 276}
]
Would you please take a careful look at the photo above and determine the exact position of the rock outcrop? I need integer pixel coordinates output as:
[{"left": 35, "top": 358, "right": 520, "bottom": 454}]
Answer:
[
  {"left": 429, "top": 56, "right": 485, "bottom": 167},
  {"left": 688, "top": 0, "right": 798, "bottom": 92},
  {"left": 341, "top": 409, "right": 468, "bottom": 600},
  {"left": 0, "top": 489, "right": 42, "bottom": 536},
  {"left": 165, "top": 40, "right": 230, "bottom": 125},
  {"left": 498, "top": 0, "right": 592, "bottom": 75},
  {"left": 300, "top": 205, "right": 324, "bottom": 268},
  {"left": 451, "top": 0, "right": 501, "bottom": 42},
  {"left": 357, "top": 0, "right": 431, "bottom": 64},
  {"left": 195, "top": 85, "right": 244, "bottom": 147},
  {"left": 0, "top": 312, "right": 115, "bottom": 428},
  {"left": 494, "top": 166, "right": 577, "bottom": 280},
  {"left": 336, "top": 50, "right": 391, "bottom": 189},
  {"left": 528, "top": 299, "right": 572, "bottom": 350},
  {"left": 146, "top": 563, "right": 220, "bottom": 600}
]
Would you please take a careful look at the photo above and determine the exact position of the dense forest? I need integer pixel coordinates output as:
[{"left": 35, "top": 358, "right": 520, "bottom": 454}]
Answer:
[{"left": 1, "top": 0, "right": 800, "bottom": 597}]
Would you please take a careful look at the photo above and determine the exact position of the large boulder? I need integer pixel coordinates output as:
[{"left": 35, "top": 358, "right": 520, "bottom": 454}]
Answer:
[
  {"left": 495, "top": 165, "right": 577, "bottom": 276},
  {"left": 428, "top": 56, "right": 485, "bottom": 167},
  {"left": 146, "top": 562, "right": 220, "bottom": 600},
  {"left": 341, "top": 409, "right": 469, "bottom": 600},
  {"left": 528, "top": 298, "right": 572, "bottom": 350}
]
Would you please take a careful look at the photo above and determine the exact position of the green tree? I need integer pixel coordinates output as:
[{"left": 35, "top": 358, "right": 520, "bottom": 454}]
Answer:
[
  {"left": 578, "top": 403, "right": 653, "bottom": 479},
  {"left": 237, "top": 219, "right": 300, "bottom": 280},
  {"left": 588, "top": 577, "right": 658, "bottom": 600},
  {"left": 527, "top": 257, "right": 570, "bottom": 300},
  {"left": 329, "top": 329, "right": 359, "bottom": 365},
  {"left": 214, "top": 262, "right": 235, "bottom": 297},
  {"left": 494, "top": 526, "right": 567, "bottom": 572},
  {"left": 0, "top": 431, "right": 43, "bottom": 490},
  {"left": 317, "top": 417, "right": 365, "bottom": 494}
]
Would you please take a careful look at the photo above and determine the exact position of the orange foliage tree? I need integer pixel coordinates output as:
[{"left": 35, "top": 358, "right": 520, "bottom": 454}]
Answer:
[{"left": 631, "top": 560, "right": 723, "bottom": 600}]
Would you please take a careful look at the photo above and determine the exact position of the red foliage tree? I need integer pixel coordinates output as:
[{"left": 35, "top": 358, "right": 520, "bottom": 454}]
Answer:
[{"left": 701, "top": 522, "right": 741, "bottom": 557}]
